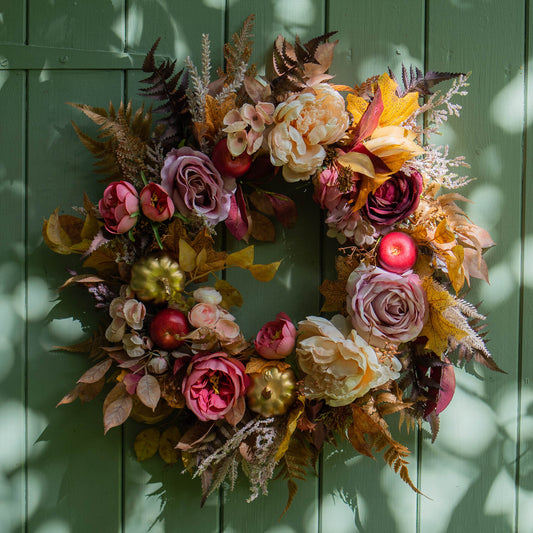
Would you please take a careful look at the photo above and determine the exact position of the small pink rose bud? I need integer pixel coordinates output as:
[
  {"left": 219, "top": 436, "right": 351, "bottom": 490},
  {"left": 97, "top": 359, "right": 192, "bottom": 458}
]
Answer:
[
  {"left": 140, "top": 182, "right": 175, "bottom": 222},
  {"left": 254, "top": 312, "right": 297, "bottom": 359}
]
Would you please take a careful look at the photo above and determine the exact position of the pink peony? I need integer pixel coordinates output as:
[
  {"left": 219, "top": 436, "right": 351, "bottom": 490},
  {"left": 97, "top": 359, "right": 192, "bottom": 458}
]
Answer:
[
  {"left": 140, "top": 182, "right": 175, "bottom": 222},
  {"left": 98, "top": 181, "right": 139, "bottom": 234},
  {"left": 182, "top": 351, "right": 249, "bottom": 422},
  {"left": 346, "top": 265, "right": 427, "bottom": 348},
  {"left": 254, "top": 312, "right": 297, "bottom": 359},
  {"left": 161, "top": 147, "right": 235, "bottom": 226}
]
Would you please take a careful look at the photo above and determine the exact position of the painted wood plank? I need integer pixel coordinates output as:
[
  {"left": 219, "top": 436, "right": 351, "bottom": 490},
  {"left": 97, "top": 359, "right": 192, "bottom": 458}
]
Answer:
[
  {"left": 222, "top": 2, "right": 325, "bottom": 532},
  {"left": 517, "top": 2, "right": 533, "bottom": 531},
  {"left": 26, "top": 69, "right": 124, "bottom": 533},
  {"left": 0, "top": 0, "right": 26, "bottom": 43},
  {"left": 0, "top": 69, "right": 26, "bottom": 533},
  {"left": 27, "top": 0, "right": 125, "bottom": 51},
  {"left": 122, "top": 3, "right": 225, "bottom": 532},
  {"left": 323, "top": 2, "right": 425, "bottom": 532},
  {"left": 421, "top": 2, "right": 525, "bottom": 532}
]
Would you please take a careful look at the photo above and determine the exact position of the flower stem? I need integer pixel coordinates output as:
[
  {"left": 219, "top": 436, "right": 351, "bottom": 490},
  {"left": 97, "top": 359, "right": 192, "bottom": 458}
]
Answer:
[{"left": 151, "top": 222, "right": 163, "bottom": 250}]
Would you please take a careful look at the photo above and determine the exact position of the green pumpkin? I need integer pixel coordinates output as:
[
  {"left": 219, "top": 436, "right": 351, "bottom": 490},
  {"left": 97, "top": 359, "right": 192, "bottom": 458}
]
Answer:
[{"left": 130, "top": 255, "right": 185, "bottom": 304}]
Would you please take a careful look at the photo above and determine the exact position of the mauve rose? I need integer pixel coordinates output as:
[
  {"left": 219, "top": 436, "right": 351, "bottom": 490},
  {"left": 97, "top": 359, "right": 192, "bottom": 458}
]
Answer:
[
  {"left": 161, "top": 147, "right": 235, "bottom": 225},
  {"left": 346, "top": 264, "right": 427, "bottom": 348},
  {"left": 362, "top": 169, "right": 423, "bottom": 226},
  {"left": 255, "top": 312, "right": 297, "bottom": 359},
  {"left": 99, "top": 181, "right": 139, "bottom": 234},
  {"left": 182, "top": 351, "right": 249, "bottom": 421},
  {"left": 140, "top": 182, "right": 175, "bottom": 222}
]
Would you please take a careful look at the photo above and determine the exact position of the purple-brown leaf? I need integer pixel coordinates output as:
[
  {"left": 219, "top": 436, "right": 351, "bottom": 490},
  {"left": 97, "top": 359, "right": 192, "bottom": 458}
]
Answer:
[{"left": 136, "top": 374, "right": 161, "bottom": 411}]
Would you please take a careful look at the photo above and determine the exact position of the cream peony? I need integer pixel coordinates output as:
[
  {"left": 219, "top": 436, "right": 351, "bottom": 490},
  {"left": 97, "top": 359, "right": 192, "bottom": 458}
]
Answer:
[
  {"left": 268, "top": 84, "right": 349, "bottom": 182},
  {"left": 296, "top": 316, "right": 401, "bottom": 406}
]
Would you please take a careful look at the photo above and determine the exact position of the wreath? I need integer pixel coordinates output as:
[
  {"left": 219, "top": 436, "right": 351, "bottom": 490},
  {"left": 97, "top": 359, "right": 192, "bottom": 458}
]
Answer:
[{"left": 44, "top": 15, "right": 499, "bottom": 511}]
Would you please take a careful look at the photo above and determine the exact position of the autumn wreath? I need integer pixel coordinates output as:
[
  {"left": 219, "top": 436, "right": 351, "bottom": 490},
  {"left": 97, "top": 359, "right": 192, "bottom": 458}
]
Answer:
[{"left": 44, "top": 15, "right": 499, "bottom": 510}]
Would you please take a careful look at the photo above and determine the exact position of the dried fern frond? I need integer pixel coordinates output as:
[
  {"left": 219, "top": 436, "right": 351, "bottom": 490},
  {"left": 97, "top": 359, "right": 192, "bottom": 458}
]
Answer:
[
  {"left": 139, "top": 38, "right": 190, "bottom": 149},
  {"left": 224, "top": 14, "right": 255, "bottom": 83},
  {"left": 70, "top": 101, "right": 152, "bottom": 186},
  {"left": 389, "top": 64, "right": 463, "bottom": 97}
]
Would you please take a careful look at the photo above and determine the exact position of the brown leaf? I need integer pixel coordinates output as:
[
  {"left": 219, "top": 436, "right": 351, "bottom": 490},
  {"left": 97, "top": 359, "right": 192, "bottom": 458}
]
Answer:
[
  {"left": 224, "top": 395, "right": 246, "bottom": 426},
  {"left": 347, "top": 404, "right": 381, "bottom": 458},
  {"left": 134, "top": 428, "right": 161, "bottom": 461},
  {"left": 77, "top": 359, "right": 112, "bottom": 384},
  {"left": 103, "top": 395, "right": 133, "bottom": 434},
  {"left": 176, "top": 422, "right": 214, "bottom": 451},
  {"left": 319, "top": 279, "right": 346, "bottom": 313},
  {"left": 248, "top": 190, "right": 275, "bottom": 216},
  {"left": 159, "top": 426, "right": 181, "bottom": 464},
  {"left": 59, "top": 274, "right": 106, "bottom": 290},
  {"left": 136, "top": 374, "right": 161, "bottom": 411},
  {"left": 78, "top": 377, "right": 106, "bottom": 402},
  {"left": 250, "top": 210, "right": 276, "bottom": 242}
]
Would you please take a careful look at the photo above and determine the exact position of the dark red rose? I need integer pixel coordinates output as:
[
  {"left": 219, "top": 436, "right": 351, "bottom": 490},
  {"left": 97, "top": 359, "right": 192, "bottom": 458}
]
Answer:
[{"left": 362, "top": 169, "right": 423, "bottom": 226}]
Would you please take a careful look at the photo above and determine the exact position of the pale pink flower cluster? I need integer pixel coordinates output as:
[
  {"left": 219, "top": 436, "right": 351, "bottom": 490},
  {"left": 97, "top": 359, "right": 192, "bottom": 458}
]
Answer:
[
  {"left": 268, "top": 84, "right": 350, "bottom": 182},
  {"left": 296, "top": 315, "right": 401, "bottom": 406},
  {"left": 105, "top": 286, "right": 146, "bottom": 342},
  {"left": 223, "top": 102, "right": 275, "bottom": 156},
  {"left": 188, "top": 289, "right": 247, "bottom": 355}
]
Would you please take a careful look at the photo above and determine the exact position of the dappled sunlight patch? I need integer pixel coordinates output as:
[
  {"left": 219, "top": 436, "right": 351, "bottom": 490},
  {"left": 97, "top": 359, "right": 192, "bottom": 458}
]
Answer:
[
  {"left": 479, "top": 261, "right": 516, "bottom": 308},
  {"left": 321, "top": 493, "right": 362, "bottom": 533},
  {"left": 34, "top": 518, "right": 71, "bottom": 533},
  {"left": 483, "top": 468, "right": 515, "bottom": 530},
  {"left": 490, "top": 67, "right": 525, "bottom": 134},
  {"left": 466, "top": 183, "right": 503, "bottom": 233}
]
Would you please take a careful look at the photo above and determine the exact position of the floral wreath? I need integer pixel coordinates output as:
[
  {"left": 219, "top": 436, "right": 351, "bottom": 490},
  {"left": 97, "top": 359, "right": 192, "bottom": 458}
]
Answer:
[{"left": 44, "top": 15, "right": 499, "bottom": 511}]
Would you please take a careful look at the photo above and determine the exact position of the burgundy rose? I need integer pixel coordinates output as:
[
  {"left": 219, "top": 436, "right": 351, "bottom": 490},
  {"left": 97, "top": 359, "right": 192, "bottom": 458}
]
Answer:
[
  {"left": 182, "top": 351, "right": 249, "bottom": 422},
  {"left": 98, "top": 181, "right": 139, "bottom": 234},
  {"left": 362, "top": 169, "right": 423, "bottom": 226},
  {"left": 346, "top": 264, "right": 427, "bottom": 348},
  {"left": 161, "top": 147, "right": 235, "bottom": 226},
  {"left": 140, "top": 182, "right": 174, "bottom": 222}
]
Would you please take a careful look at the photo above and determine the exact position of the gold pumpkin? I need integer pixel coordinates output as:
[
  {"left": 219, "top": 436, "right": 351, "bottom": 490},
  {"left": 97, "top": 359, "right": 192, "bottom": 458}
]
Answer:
[
  {"left": 130, "top": 254, "right": 185, "bottom": 303},
  {"left": 247, "top": 365, "right": 296, "bottom": 417}
]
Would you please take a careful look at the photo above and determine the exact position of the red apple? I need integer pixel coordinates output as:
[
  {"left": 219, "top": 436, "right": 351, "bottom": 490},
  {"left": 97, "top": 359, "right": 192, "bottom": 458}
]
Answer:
[
  {"left": 150, "top": 308, "right": 189, "bottom": 350},
  {"left": 376, "top": 231, "right": 418, "bottom": 274},
  {"left": 211, "top": 138, "right": 252, "bottom": 178}
]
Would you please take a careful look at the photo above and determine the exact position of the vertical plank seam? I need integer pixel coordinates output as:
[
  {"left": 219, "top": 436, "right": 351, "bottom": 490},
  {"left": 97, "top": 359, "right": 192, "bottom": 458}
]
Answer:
[
  {"left": 23, "top": 66, "right": 29, "bottom": 533},
  {"left": 24, "top": 0, "right": 28, "bottom": 45},
  {"left": 416, "top": 1, "right": 430, "bottom": 532},
  {"left": 515, "top": 1, "right": 529, "bottom": 531},
  {"left": 219, "top": 2, "right": 230, "bottom": 532},
  {"left": 124, "top": 0, "right": 129, "bottom": 53}
]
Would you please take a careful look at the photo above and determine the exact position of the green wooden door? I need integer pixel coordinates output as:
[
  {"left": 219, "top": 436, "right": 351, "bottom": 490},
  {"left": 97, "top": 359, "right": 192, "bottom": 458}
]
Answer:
[{"left": 0, "top": 0, "right": 530, "bottom": 531}]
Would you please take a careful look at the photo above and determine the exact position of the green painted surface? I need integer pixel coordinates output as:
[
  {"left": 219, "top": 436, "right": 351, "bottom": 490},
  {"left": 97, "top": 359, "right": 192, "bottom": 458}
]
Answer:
[{"left": 0, "top": 1, "right": 529, "bottom": 532}]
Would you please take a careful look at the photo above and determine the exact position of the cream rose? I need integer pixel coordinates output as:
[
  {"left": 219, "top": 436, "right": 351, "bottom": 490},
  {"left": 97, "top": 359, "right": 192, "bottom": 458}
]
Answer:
[
  {"left": 268, "top": 84, "right": 350, "bottom": 182},
  {"left": 296, "top": 316, "right": 401, "bottom": 406}
]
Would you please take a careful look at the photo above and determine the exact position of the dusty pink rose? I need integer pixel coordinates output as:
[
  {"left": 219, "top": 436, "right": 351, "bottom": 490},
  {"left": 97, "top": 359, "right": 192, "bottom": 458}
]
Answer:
[
  {"left": 188, "top": 303, "right": 221, "bottom": 329},
  {"left": 161, "top": 147, "right": 235, "bottom": 225},
  {"left": 140, "top": 182, "right": 175, "bottom": 222},
  {"left": 255, "top": 312, "right": 297, "bottom": 359},
  {"left": 182, "top": 351, "right": 249, "bottom": 422},
  {"left": 362, "top": 169, "right": 423, "bottom": 226},
  {"left": 346, "top": 265, "right": 427, "bottom": 348},
  {"left": 98, "top": 181, "right": 139, "bottom": 234}
]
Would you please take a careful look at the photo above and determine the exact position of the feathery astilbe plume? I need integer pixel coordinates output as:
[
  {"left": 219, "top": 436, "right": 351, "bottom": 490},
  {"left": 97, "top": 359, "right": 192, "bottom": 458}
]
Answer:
[
  {"left": 407, "top": 144, "right": 471, "bottom": 189},
  {"left": 70, "top": 101, "right": 152, "bottom": 187},
  {"left": 144, "top": 141, "right": 165, "bottom": 183},
  {"left": 216, "top": 61, "right": 247, "bottom": 103},
  {"left": 139, "top": 38, "right": 190, "bottom": 149}
]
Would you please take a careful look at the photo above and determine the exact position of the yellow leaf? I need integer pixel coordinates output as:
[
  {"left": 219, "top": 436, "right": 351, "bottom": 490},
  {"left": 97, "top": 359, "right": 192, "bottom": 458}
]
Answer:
[
  {"left": 179, "top": 238, "right": 197, "bottom": 272},
  {"left": 214, "top": 280, "right": 243, "bottom": 309},
  {"left": 274, "top": 401, "right": 305, "bottom": 462},
  {"left": 434, "top": 219, "right": 456, "bottom": 245},
  {"left": 420, "top": 278, "right": 468, "bottom": 355},
  {"left": 196, "top": 248, "right": 208, "bottom": 269},
  {"left": 248, "top": 261, "right": 281, "bottom": 282},
  {"left": 134, "top": 428, "right": 161, "bottom": 461},
  {"left": 346, "top": 93, "right": 370, "bottom": 126},
  {"left": 245, "top": 357, "right": 291, "bottom": 375},
  {"left": 159, "top": 426, "right": 181, "bottom": 464},
  {"left": 445, "top": 245, "right": 465, "bottom": 294},
  {"left": 226, "top": 246, "right": 255, "bottom": 268},
  {"left": 336, "top": 151, "right": 375, "bottom": 177},
  {"left": 378, "top": 72, "right": 420, "bottom": 127}
]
